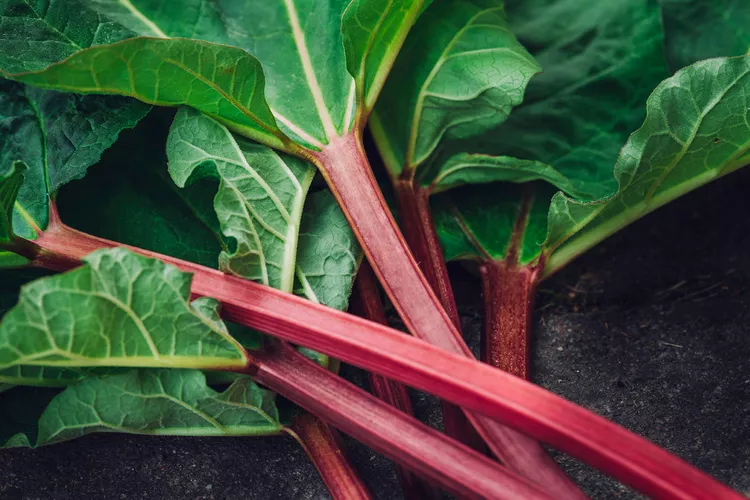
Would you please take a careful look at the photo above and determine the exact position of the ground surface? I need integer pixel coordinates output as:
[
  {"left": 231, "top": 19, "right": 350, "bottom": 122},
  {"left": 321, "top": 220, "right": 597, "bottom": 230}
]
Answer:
[{"left": 1, "top": 167, "right": 749, "bottom": 499}]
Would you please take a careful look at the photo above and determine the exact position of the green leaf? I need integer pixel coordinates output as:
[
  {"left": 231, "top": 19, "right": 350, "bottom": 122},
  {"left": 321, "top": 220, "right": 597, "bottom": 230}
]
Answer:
[
  {"left": 294, "top": 190, "right": 361, "bottom": 310},
  {"left": 0, "top": 78, "right": 149, "bottom": 239},
  {"left": 431, "top": 1, "right": 671, "bottom": 270},
  {"left": 427, "top": 153, "right": 577, "bottom": 196},
  {"left": 167, "top": 107, "right": 316, "bottom": 291},
  {"left": 3, "top": 0, "right": 433, "bottom": 151},
  {"left": 58, "top": 109, "right": 224, "bottom": 270},
  {"left": 433, "top": 182, "right": 555, "bottom": 265},
  {"left": 4, "top": 38, "right": 289, "bottom": 151},
  {"left": 0, "top": 248, "right": 248, "bottom": 372},
  {"left": 661, "top": 0, "right": 750, "bottom": 70},
  {"left": 342, "top": 0, "right": 425, "bottom": 119},
  {"left": 436, "top": 56, "right": 750, "bottom": 275},
  {"left": 466, "top": 0, "right": 669, "bottom": 200},
  {"left": 544, "top": 56, "right": 750, "bottom": 273},
  {"left": 0, "top": 161, "right": 24, "bottom": 244},
  {"left": 33, "top": 369, "right": 281, "bottom": 446},
  {"left": 0, "top": 0, "right": 136, "bottom": 73},
  {"left": 370, "top": 0, "right": 540, "bottom": 178}
]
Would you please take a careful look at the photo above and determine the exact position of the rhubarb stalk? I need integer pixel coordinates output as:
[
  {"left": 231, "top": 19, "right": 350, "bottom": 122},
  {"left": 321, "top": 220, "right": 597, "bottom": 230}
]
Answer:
[
  {"left": 351, "top": 261, "right": 441, "bottom": 500},
  {"left": 255, "top": 341, "right": 550, "bottom": 500},
  {"left": 480, "top": 261, "right": 539, "bottom": 379},
  {"left": 317, "top": 134, "right": 580, "bottom": 496},
  {"left": 287, "top": 412, "right": 373, "bottom": 500},
  {"left": 392, "top": 179, "right": 486, "bottom": 453},
  {"left": 11, "top": 208, "right": 744, "bottom": 500}
]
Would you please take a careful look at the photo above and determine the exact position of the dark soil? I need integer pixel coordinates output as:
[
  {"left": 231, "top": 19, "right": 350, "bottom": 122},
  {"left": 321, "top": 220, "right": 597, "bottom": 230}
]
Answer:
[{"left": 1, "top": 168, "right": 749, "bottom": 499}]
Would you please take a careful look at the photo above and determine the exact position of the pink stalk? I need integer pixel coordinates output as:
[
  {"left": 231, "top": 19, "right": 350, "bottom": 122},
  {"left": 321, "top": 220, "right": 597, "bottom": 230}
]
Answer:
[{"left": 9, "top": 207, "right": 742, "bottom": 500}]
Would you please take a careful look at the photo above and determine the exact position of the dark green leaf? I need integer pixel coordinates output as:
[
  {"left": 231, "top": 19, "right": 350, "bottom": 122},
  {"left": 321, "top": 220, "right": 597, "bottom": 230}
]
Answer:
[
  {"left": 0, "top": 0, "right": 135, "bottom": 73},
  {"left": 0, "top": 78, "right": 149, "bottom": 240},
  {"left": 370, "top": 0, "right": 540, "bottom": 179},
  {"left": 471, "top": 0, "right": 669, "bottom": 200},
  {"left": 436, "top": 56, "right": 750, "bottom": 275},
  {"left": 33, "top": 369, "right": 281, "bottom": 446},
  {"left": 661, "top": 0, "right": 750, "bottom": 70},
  {"left": 58, "top": 109, "right": 224, "bottom": 269},
  {"left": 0, "top": 248, "right": 248, "bottom": 373},
  {"left": 544, "top": 56, "right": 750, "bottom": 274}
]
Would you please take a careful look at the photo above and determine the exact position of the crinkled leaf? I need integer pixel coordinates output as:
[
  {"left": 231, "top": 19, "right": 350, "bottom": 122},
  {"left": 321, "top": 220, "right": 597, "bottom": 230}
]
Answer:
[
  {"left": 32, "top": 369, "right": 281, "bottom": 446},
  {"left": 0, "top": 78, "right": 149, "bottom": 240},
  {"left": 370, "top": 0, "right": 540, "bottom": 178},
  {"left": 0, "top": 0, "right": 136, "bottom": 73},
  {"left": 431, "top": 0, "right": 668, "bottom": 267},
  {"left": 544, "top": 56, "right": 750, "bottom": 273},
  {"left": 436, "top": 57, "right": 750, "bottom": 275},
  {"left": 167, "top": 107, "right": 316, "bottom": 291},
  {"left": 661, "top": 0, "right": 750, "bottom": 71},
  {"left": 294, "top": 190, "right": 361, "bottom": 310},
  {"left": 461, "top": 0, "right": 669, "bottom": 200},
  {"left": 0, "top": 248, "right": 248, "bottom": 372}
]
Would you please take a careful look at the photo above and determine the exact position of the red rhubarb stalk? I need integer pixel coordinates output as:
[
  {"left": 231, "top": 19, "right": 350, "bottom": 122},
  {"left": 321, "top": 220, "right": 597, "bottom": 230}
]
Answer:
[
  {"left": 480, "top": 261, "right": 539, "bottom": 379},
  {"left": 15, "top": 210, "right": 744, "bottom": 500},
  {"left": 323, "top": 135, "right": 579, "bottom": 496},
  {"left": 287, "top": 412, "right": 373, "bottom": 500},
  {"left": 351, "top": 261, "right": 441, "bottom": 500},
  {"left": 254, "top": 342, "right": 550, "bottom": 500},
  {"left": 392, "top": 180, "right": 487, "bottom": 454}
]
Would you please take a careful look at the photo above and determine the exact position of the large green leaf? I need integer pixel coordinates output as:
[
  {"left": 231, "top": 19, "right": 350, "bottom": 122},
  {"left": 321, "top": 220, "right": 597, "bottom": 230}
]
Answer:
[
  {"left": 0, "top": 248, "right": 248, "bottom": 373},
  {"left": 167, "top": 108, "right": 315, "bottom": 291},
  {"left": 661, "top": 0, "right": 750, "bottom": 71},
  {"left": 464, "top": 0, "right": 669, "bottom": 200},
  {"left": 436, "top": 57, "right": 750, "bottom": 275},
  {"left": 370, "top": 0, "right": 540, "bottom": 179},
  {"left": 0, "top": 78, "right": 149, "bottom": 240},
  {"left": 32, "top": 369, "right": 281, "bottom": 446},
  {"left": 543, "top": 56, "right": 750, "bottom": 273},
  {"left": 430, "top": 0, "right": 669, "bottom": 268},
  {"left": 2, "top": 0, "right": 426, "bottom": 151},
  {"left": 5, "top": 38, "right": 289, "bottom": 151}
]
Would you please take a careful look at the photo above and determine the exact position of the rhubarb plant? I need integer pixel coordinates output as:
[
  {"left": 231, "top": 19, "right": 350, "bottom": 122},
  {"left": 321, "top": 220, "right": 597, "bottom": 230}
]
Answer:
[
  {"left": 0, "top": 0, "right": 576, "bottom": 477},
  {"left": 0, "top": 1, "right": 747, "bottom": 499},
  {"left": 372, "top": 0, "right": 750, "bottom": 381}
]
